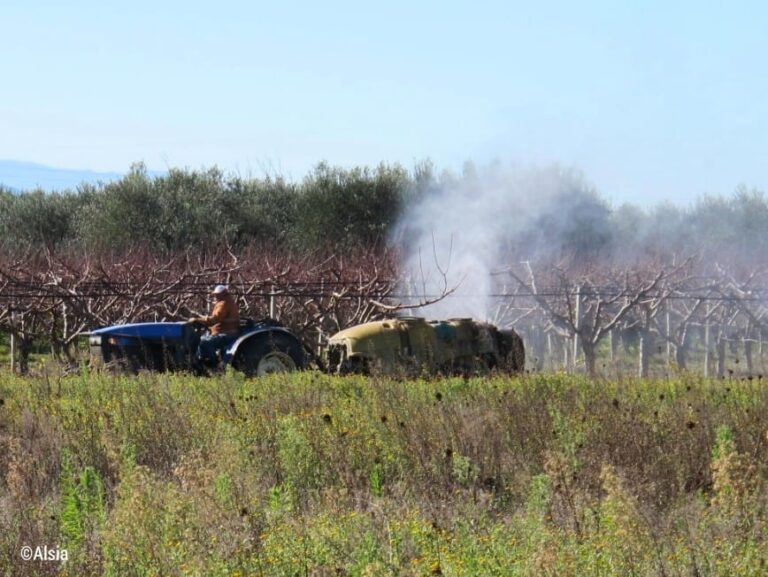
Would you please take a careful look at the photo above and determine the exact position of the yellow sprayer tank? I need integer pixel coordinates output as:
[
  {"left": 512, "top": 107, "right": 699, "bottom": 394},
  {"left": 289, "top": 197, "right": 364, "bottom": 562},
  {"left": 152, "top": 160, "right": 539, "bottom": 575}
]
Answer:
[{"left": 326, "top": 317, "right": 524, "bottom": 375}]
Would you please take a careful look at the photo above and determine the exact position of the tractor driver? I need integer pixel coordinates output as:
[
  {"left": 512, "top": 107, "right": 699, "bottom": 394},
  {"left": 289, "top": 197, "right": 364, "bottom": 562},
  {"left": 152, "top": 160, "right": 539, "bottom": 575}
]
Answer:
[{"left": 191, "top": 284, "right": 240, "bottom": 364}]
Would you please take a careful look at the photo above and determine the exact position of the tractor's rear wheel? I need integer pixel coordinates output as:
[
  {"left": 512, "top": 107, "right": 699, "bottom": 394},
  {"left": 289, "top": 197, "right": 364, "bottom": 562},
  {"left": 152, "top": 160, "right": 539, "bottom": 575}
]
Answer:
[{"left": 236, "top": 333, "right": 304, "bottom": 377}]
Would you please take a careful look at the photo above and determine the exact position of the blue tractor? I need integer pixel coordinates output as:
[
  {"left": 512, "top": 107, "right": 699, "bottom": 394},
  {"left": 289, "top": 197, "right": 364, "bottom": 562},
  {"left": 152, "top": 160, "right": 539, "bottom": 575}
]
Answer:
[{"left": 86, "top": 318, "right": 305, "bottom": 376}]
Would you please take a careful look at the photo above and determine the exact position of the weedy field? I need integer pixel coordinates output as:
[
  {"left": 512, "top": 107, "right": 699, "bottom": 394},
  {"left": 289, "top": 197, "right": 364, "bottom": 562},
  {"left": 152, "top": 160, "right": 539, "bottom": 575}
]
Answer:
[{"left": 0, "top": 369, "right": 767, "bottom": 576}]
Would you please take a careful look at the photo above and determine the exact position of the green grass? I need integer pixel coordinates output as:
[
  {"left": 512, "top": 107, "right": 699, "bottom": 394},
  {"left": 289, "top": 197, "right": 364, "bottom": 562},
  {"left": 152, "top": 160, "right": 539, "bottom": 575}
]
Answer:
[{"left": 1, "top": 368, "right": 767, "bottom": 575}]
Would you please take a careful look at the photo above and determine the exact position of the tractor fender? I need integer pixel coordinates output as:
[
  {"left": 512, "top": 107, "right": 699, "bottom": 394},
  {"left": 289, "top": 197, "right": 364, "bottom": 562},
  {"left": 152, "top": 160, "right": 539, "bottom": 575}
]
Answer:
[{"left": 224, "top": 327, "right": 303, "bottom": 365}]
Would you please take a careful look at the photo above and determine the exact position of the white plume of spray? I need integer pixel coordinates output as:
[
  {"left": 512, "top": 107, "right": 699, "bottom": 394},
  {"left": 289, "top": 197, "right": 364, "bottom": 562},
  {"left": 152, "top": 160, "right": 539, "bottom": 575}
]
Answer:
[{"left": 392, "top": 162, "right": 593, "bottom": 323}]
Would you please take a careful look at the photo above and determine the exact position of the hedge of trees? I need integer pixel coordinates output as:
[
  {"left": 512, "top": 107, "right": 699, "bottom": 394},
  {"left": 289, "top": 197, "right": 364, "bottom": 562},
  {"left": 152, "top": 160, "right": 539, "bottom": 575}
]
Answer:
[
  {"left": 2, "top": 161, "right": 767, "bottom": 266},
  {"left": 0, "top": 162, "right": 411, "bottom": 254}
]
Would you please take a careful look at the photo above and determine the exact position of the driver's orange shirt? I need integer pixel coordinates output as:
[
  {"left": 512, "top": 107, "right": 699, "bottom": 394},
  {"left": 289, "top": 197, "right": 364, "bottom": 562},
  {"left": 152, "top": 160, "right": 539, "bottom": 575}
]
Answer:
[{"left": 206, "top": 294, "right": 240, "bottom": 336}]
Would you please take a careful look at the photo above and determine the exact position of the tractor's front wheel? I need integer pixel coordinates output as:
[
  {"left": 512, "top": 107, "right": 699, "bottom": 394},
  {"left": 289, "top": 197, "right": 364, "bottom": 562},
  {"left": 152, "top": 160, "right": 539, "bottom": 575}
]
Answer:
[{"left": 235, "top": 333, "right": 304, "bottom": 377}]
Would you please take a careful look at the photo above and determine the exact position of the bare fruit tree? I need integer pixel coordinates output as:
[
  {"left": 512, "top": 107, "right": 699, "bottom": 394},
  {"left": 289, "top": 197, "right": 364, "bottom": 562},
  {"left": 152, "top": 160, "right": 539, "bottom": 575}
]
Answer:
[{"left": 503, "top": 262, "right": 670, "bottom": 376}]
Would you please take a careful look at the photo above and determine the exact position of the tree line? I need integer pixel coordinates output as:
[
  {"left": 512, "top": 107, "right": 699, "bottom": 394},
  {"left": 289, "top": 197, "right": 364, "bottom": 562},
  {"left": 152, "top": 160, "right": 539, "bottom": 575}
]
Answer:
[
  {"left": 0, "top": 162, "right": 411, "bottom": 254},
  {"left": 1, "top": 161, "right": 768, "bottom": 265}
]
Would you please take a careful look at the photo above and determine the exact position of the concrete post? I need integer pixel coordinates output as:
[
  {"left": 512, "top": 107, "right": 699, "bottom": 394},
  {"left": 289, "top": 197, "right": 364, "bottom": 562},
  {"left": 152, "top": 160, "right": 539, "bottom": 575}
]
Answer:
[{"left": 9, "top": 310, "right": 16, "bottom": 374}]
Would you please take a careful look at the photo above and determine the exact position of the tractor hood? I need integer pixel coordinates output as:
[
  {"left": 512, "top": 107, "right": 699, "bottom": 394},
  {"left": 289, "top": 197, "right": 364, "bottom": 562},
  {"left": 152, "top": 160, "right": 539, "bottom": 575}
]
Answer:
[{"left": 88, "top": 322, "right": 186, "bottom": 339}]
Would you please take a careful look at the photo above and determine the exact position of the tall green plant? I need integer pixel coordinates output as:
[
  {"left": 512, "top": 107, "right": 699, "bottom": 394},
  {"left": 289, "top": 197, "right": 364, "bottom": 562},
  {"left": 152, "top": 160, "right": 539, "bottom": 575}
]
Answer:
[{"left": 60, "top": 457, "right": 106, "bottom": 551}]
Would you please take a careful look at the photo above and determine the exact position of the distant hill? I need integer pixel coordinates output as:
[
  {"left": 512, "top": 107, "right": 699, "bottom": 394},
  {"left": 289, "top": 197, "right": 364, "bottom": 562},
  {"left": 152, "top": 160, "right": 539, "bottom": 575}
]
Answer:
[{"left": 0, "top": 160, "right": 124, "bottom": 192}]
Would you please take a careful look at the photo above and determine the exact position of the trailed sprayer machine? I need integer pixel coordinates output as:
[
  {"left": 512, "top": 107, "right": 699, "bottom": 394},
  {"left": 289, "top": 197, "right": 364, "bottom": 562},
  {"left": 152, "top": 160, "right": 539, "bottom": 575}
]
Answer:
[{"left": 325, "top": 317, "right": 524, "bottom": 375}]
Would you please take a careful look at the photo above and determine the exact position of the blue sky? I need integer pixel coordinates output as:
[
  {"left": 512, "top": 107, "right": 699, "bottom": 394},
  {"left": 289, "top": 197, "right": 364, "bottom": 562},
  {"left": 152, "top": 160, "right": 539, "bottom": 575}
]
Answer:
[{"left": 2, "top": 1, "right": 766, "bottom": 205}]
